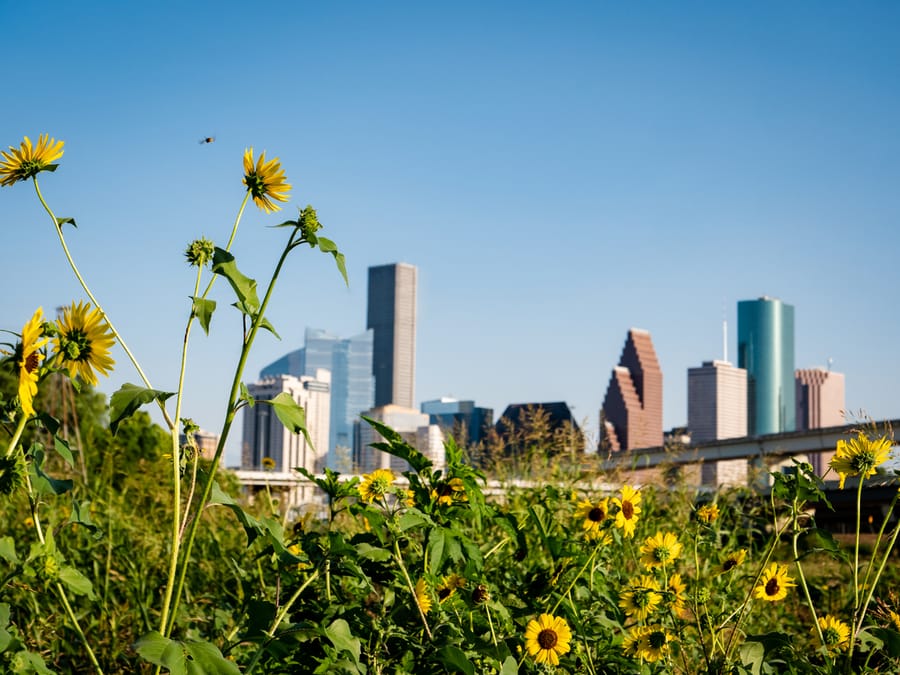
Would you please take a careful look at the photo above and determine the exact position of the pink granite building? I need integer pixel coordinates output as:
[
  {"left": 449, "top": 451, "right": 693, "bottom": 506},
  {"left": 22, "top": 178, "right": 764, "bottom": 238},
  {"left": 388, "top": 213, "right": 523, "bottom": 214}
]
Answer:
[{"left": 600, "top": 329, "right": 663, "bottom": 452}]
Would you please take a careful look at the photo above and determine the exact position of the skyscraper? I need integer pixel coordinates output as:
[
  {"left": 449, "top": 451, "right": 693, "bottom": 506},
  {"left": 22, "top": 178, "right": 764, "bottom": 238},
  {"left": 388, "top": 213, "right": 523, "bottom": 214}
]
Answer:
[
  {"left": 687, "top": 360, "right": 747, "bottom": 444},
  {"left": 241, "top": 371, "right": 331, "bottom": 474},
  {"left": 367, "top": 263, "right": 417, "bottom": 408},
  {"left": 737, "top": 297, "right": 795, "bottom": 435},
  {"left": 259, "top": 328, "right": 374, "bottom": 466},
  {"left": 795, "top": 368, "right": 845, "bottom": 430},
  {"left": 600, "top": 329, "right": 663, "bottom": 452}
]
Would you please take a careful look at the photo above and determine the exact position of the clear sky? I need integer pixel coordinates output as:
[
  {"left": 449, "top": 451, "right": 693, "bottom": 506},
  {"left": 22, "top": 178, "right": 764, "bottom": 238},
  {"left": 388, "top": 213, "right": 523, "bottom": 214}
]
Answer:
[{"left": 4, "top": 2, "right": 900, "bottom": 465}]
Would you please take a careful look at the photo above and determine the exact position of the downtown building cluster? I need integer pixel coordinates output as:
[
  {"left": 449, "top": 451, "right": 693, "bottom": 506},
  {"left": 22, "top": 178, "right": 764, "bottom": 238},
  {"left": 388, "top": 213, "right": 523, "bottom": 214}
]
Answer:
[{"left": 600, "top": 297, "right": 846, "bottom": 473}]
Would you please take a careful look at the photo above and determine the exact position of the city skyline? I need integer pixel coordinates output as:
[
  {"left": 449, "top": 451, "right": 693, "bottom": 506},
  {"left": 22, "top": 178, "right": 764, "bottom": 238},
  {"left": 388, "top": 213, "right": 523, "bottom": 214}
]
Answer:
[{"left": 4, "top": 4, "right": 899, "bottom": 466}]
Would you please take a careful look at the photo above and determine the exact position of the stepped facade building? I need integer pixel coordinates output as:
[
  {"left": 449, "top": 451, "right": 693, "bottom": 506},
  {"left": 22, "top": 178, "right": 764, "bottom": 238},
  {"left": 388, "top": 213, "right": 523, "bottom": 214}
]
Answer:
[{"left": 600, "top": 329, "right": 663, "bottom": 452}]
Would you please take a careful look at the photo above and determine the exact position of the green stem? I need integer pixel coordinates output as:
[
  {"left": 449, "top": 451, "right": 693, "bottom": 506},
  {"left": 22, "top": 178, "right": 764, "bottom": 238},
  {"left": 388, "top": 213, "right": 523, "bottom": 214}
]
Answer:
[
  {"left": 791, "top": 498, "right": 824, "bottom": 646},
  {"left": 4, "top": 414, "right": 28, "bottom": 459},
  {"left": 156, "top": 265, "right": 202, "bottom": 637},
  {"left": 550, "top": 543, "right": 600, "bottom": 615},
  {"left": 853, "top": 491, "right": 900, "bottom": 649},
  {"left": 20, "top": 443, "right": 103, "bottom": 674},
  {"left": 164, "top": 229, "right": 305, "bottom": 637},
  {"left": 852, "top": 477, "right": 865, "bottom": 611},
  {"left": 244, "top": 568, "right": 321, "bottom": 674},
  {"left": 393, "top": 539, "right": 432, "bottom": 639},
  {"left": 32, "top": 178, "right": 175, "bottom": 431}
]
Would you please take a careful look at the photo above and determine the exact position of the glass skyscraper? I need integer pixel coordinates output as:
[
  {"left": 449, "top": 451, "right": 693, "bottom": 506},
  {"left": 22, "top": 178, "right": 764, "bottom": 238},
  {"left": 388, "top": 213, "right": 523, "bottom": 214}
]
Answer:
[
  {"left": 259, "top": 327, "right": 374, "bottom": 467},
  {"left": 737, "top": 297, "right": 795, "bottom": 436}
]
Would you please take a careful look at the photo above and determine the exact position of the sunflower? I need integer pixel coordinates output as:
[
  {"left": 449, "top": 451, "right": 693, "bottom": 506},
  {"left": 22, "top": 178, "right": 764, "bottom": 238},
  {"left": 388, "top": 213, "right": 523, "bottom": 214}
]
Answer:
[
  {"left": 0, "top": 134, "right": 64, "bottom": 187},
  {"left": 665, "top": 573, "right": 687, "bottom": 616},
  {"left": 437, "top": 573, "right": 466, "bottom": 603},
  {"left": 619, "top": 574, "right": 662, "bottom": 621},
  {"left": 621, "top": 625, "right": 650, "bottom": 658},
  {"left": 720, "top": 548, "right": 748, "bottom": 574},
  {"left": 242, "top": 148, "right": 291, "bottom": 213},
  {"left": 523, "top": 613, "right": 572, "bottom": 666},
  {"left": 638, "top": 625, "right": 674, "bottom": 663},
  {"left": 414, "top": 578, "right": 432, "bottom": 614},
  {"left": 576, "top": 497, "right": 610, "bottom": 539},
  {"left": 889, "top": 610, "right": 900, "bottom": 632},
  {"left": 696, "top": 503, "right": 719, "bottom": 524},
  {"left": 754, "top": 563, "right": 796, "bottom": 602},
  {"left": 829, "top": 432, "right": 893, "bottom": 489},
  {"left": 611, "top": 485, "right": 642, "bottom": 538},
  {"left": 53, "top": 301, "right": 115, "bottom": 386},
  {"left": 261, "top": 456, "right": 276, "bottom": 471},
  {"left": 814, "top": 615, "right": 850, "bottom": 655},
  {"left": 431, "top": 477, "right": 468, "bottom": 506},
  {"left": 15, "top": 307, "right": 50, "bottom": 417},
  {"left": 358, "top": 468, "right": 395, "bottom": 503},
  {"left": 639, "top": 531, "right": 682, "bottom": 569},
  {"left": 0, "top": 455, "right": 27, "bottom": 496}
]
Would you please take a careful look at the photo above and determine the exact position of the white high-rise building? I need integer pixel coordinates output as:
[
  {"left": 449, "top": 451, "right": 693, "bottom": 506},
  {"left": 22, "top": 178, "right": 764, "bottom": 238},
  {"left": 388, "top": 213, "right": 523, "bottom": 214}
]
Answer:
[
  {"left": 354, "top": 404, "right": 443, "bottom": 474},
  {"left": 241, "top": 371, "right": 331, "bottom": 475},
  {"left": 688, "top": 360, "right": 748, "bottom": 444}
]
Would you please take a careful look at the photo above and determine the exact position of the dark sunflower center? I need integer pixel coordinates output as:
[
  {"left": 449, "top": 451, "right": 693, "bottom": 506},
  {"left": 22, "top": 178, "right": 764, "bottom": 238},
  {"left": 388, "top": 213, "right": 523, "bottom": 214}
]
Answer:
[
  {"left": 653, "top": 547, "right": 671, "bottom": 562},
  {"left": 20, "top": 159, "right": 46, "bottom": 179},
  {"left": 245, "top": 173, "right": 267, "bottom": 197},
  {"left": 588, "top": 506, "right": 605, "bottom": 522},
  {"left": 823, "top": 627, "right": 841, "bottom": 646},
  {"left": 633, "top": 588, "right": 652, "bottom": 608},
  {"left": 25, "top": 351, "right": 40, "bottom": 373},
  {"left": 438, "top": 586, "right": 453, "bottom": 601},
  {"left": 723, "top": 559, "right": 737, "bottom": 571},
  {"left": 63, "top": 330, "right": 92, "bottom": 363},
  {"left": 648, "top": 630, "right": 667, "bottom": 649},
  {"left": 765, "top": 578, "right": 780, "bottom": 596},
  {"left": 622, "top": 501, "right": 634, "bottom": 519},
  {"left": 537, "top": 628, "right": 558, "bottom": 650},
  {"left": 850, "top": 451, "right": 877, "bottom": 473}
]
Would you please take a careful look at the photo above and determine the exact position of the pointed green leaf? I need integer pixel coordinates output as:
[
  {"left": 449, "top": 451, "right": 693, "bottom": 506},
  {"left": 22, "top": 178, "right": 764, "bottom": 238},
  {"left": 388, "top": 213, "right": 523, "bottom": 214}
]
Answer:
[
  {"left": 55, "top": 216, "right": 76, "bottom": 228},
  {"left": 59, "top": 565, "right": 95, "bottom": 598},
  {"left": 437, "top": 645, "right": 475, "bottom": 675},
  {"left": 68, "top": 499, "right": 101, "bottom": 537},
  {"left": 240, "top": 382, "right": 255, "bottom": 407},
  {"left": 36, "top": 413, "right": 60, "bottom": 435},
  {"left": 29, "top": 446, "right": 72, "bottom": 496},
  {"left": 428, "top": 528, "right": 447, "bottom": 573},
  {"left": 0, "top": 537, "right": 18, "bottom": 564},
  {"left": 109, "top": 383, "right": 175, "bottom": 434},
  {"left": 191, "top": 297, "right": 216, "bottom": 335},
  {"left": 269, "top": 392, "right": 313, "bottom": 449},
  {"left": 362, "top": 416, "right": 432, "bottom": 473},
  {"left": 324, "top": 619, "right": 361, "bottom": 665},
  {"left": 212, "top": 248, "right": 259, "bottom": 313},
  {"left": 53, "top": 436, "right": 74, "bottom": 467},
  {"left": 500, "top": 656, "right": 518, "bottom": 675},
  {"left": 135, "top": 632, "right": 241, "bottom": 675}
]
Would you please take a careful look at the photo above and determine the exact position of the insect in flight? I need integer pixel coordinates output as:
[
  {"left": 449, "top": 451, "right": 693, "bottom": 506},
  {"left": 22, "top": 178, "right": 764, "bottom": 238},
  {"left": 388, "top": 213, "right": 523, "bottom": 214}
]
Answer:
[{"left": 198, "top": 136, "right": 216, "bottom": 144}]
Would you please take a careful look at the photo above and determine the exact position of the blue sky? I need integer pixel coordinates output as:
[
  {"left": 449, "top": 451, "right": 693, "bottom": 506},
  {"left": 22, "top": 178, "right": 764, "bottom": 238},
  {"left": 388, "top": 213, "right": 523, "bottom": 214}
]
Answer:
[{"left": 4, "top": 2, "right": 900, "bottom": 465}]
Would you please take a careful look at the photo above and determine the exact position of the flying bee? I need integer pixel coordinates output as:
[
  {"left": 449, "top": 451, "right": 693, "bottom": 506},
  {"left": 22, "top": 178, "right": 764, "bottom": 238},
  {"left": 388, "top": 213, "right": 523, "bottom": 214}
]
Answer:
[{"left": 198, "top": 136, "right": 216, "bottom": 144}]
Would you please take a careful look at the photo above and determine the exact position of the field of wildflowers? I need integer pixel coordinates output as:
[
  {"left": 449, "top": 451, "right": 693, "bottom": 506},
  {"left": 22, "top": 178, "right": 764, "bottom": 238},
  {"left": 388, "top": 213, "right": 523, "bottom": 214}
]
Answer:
[{"left": 1, "top": 135, "right": 899, "bottom": 673}]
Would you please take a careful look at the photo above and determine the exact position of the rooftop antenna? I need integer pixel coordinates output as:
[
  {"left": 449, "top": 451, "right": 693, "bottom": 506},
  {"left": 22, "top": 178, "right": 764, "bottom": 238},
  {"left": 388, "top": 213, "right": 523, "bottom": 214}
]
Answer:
[
  {"left": 722, "top": 303, "right": 728, "bottom": 363},
  {"left": 827, "top": 357, "right": 834, "bottom": 371}
]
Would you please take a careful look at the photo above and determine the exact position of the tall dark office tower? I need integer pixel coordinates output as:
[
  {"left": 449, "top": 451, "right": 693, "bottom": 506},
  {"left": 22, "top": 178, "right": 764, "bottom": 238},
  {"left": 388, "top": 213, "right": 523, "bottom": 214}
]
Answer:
[
  {"left": 367, "top": 263, "right": 417, "bottom": 408},
  {"left": 738, "top": 296, "right": 795, "bottom": 435}
]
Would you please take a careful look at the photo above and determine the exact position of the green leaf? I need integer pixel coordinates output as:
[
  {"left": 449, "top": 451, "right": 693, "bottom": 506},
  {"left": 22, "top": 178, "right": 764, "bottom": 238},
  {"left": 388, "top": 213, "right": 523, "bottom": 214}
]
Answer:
[
  {"left": 29, "top": 446, "right": 72, "bottom": 496},
  {"left": 436, "top": 645, "right": 475, "bottom": 675},
  {"left": 109, "top": 384, "right": 175, "bottom": 435},
  {"left": 269, "top": 392, "right": 313, "bottom": 449},
  {"left": 10, "top": 650, "right": 53, "bottom": 674},
  {"left": 191, "top": 297, "right": 216, "bottom": 335},
  {"left": 398, "top": 510, "right": 429, "bottom": 532},
  {"left": 317, "top": 237, "right": 349, "bottom": 286},
  {"left": 738, "top": 641, "right": 764, "bottom": 675},
  {"left": 240, "top": 382, "right": 255, "bottom": 407},
  {"left": 362, "top": 416, "right": 432, "bottom": 474},
  {"left": 0, "top": 537, "right": 18, "bottom": 565},
  {"left": 53, "top": 436, "right": 74, "bottom": 467},
  {"left": 499, "top": 656, "right": 518, "bottom": 675},
  {"left": 870, "top": 627, "right": 900, "bottom": 658},
  {"left": 428, "top": 528, "right": 447, "bottom": 573},
  {"left": 135, "top": 632, "right": 241, "bottom": 675},
  {"left": 55, "top": 216, "right": 76, "bottom": 228},
  {"left": 209, "top": 482, "right": 287, "bottom": 552},
  {"left": 212, "top": 248, "right": 259, "bottom": 314},
  {"left": 355, "top": 542, "right": 391, "bottom": 562},
  {"left": 256, "top": 315, "right": 280, "bottom": 339},
  {"left": 58, "top": 565, "right": 95, "bottom": 598},
  {"left": 68, "top": 499, "right": 101, "bottom": 537},
  {"left": 323, "top": 619, "right": 361, "bottom": 665}
]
